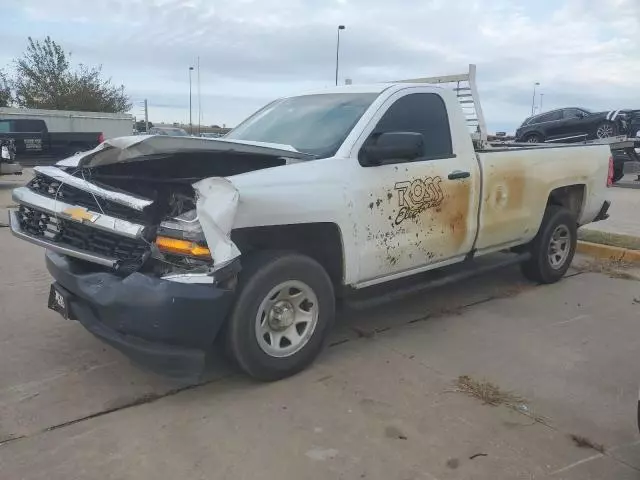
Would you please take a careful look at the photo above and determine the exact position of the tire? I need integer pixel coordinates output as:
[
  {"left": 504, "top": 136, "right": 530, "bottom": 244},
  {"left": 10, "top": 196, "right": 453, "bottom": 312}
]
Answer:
[
  {"left": 596, "top": 121, "right": 618, "bottom": 139},
  {"left": 612, "top": 150, "right": 628, "bottom": 183},
  {"left": 520, "top": 206, "right": 577, "bottom": 284},
  {"left": 525, "top": 133, "right": 543, "bottom": 143},
  {"left": 613, "top": 165, "right": 624, "bottom": 183},
  {"left": 225, "top": 251, "right": 335, "bottom": 381}
]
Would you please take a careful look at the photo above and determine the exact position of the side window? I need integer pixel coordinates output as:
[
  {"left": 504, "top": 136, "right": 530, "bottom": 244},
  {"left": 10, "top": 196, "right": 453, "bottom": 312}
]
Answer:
[
  {"left": 371, "top": 93, "right": 453, "bottom": 160},
  {"left": 14, "top": 120, "right": 45, "bottom": 132},
  {"left": 562, "top": 108, "right": 580, "bottom": 119},
  {"left": 536, "top": 111, "right": 561, "bottom": 123}
]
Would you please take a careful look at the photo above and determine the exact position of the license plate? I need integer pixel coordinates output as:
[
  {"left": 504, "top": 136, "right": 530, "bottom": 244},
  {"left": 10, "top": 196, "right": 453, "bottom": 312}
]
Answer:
[{"left": 48, "top": 284, "right": 72, "bottom": 319}]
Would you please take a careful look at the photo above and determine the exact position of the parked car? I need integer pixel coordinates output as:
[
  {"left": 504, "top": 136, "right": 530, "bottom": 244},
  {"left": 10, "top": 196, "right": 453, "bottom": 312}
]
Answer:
[
  {"left": 148, "top": 126, "right": 189, "bottom": 136},
  {"left": 200, "top": 132, "right": 223, "bottom": 138},
  {"left": 9, "top": 82, "right": 614, "bottom": 381},
  {"left": 0, "top": 118, "right": 105, "bottom": 157},
  {"left": 515, "top": 107, "right": 640, "bottom": 143}
]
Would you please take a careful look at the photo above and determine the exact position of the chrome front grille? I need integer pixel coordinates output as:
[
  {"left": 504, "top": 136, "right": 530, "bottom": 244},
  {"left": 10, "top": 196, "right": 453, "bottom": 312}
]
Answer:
[
  {"left": 16, "top": 205, "right": 149, "bottom": 263},
  {"left": 27, "top": 171, "right": 148, "bottom": 224}
]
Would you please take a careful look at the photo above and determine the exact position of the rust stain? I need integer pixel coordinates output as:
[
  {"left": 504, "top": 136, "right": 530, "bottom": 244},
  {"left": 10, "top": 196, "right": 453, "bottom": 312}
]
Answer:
[
  {"left": 481, "top": 164, "right": 527, "bottom": 237},
  {"left": 443, "top": 179, "right": 471, "bottom": 250}
]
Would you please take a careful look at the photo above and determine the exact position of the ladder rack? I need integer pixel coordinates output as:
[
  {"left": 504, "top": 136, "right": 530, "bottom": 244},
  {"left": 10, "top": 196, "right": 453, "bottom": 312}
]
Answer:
[{"left": 391, "top": 64, "right": 488, "bottom": 148}]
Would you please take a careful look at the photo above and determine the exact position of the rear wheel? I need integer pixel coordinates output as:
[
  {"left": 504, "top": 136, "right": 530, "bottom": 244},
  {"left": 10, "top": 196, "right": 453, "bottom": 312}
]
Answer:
[
  {"left": 613, "top": 165, "right": 624, "bottom": 183},
  {"left": 225, "top": 251, "right": 335, "bottom": 381},
  {"left": 596, "top": 121, "right": 618, "bottom": 139},
  {"left": 520, "top": 206, "right": 577, "bottom": 284}
]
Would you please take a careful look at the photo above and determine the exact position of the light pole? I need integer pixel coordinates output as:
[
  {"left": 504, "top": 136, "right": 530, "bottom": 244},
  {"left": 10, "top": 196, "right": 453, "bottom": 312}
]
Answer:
[
  {"left": 539, "top": 93, "right": 544, "bottom": 113},
  {"left": 335, "top": 25, "right": 345, "bottom": 86},
  {"left": 531, "top": 82, "right": 540, "bottom": 116},
  {"left": 189, "top": 66, "right": 194, "bottom": 134}
]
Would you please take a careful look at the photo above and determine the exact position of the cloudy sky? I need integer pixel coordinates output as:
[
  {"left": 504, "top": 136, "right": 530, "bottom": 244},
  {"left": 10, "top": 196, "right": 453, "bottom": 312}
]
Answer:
[{"left": 1, "top": 0, "right": 639, "bottom": 133}]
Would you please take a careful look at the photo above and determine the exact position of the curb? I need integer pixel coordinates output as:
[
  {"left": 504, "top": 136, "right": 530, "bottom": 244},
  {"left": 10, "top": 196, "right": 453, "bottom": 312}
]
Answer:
[{"left": 576, "top": 240, "right": 640, "bottom": 263}]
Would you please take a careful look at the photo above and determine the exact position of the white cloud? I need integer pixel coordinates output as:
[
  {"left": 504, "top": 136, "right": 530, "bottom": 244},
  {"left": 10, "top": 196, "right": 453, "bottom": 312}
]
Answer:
[{"left": 2, "top": 0, "right": 639, "bottom": 131}]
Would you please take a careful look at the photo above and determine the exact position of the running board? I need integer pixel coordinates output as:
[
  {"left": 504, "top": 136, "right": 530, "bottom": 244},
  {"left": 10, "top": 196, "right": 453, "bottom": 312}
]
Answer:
[{"left": 344, "top": 252, "right": 531, "bottom": 310}]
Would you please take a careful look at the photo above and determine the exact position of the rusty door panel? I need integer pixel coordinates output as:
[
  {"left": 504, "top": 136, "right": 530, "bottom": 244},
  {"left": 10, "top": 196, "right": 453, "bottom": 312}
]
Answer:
[{"left": 355, "top": 158, "right": 480, "bottom": 282}]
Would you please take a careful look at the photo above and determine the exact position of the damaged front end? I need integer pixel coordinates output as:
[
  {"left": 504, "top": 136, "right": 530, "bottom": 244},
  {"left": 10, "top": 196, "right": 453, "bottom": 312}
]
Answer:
[{"left": 8, "top": 135, "right": 310, "bottom": 377}]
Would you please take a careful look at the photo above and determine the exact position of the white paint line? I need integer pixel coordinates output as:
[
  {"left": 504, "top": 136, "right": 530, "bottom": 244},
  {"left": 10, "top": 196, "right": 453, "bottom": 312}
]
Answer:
[
  {"left": 548, "top": 453, "right": 603, "bottom": 476},
  {"left": 551, "top": 314, "right": 590, "bottom": 326}
]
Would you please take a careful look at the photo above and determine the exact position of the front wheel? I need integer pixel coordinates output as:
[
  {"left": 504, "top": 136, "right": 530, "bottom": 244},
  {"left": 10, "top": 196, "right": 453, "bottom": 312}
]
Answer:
[
  {"left": 520, "top": 206, "right": 577, "bottom": 284},
  {"left": 525, "top": 133, "right": 543, "bottom": 143},
  {"left": 225, "top": 251, "right": 335, "bottom": 381}
]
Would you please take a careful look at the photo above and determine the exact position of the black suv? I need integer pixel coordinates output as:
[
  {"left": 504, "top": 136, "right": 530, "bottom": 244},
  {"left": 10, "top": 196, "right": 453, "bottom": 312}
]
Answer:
[{"left": 515, "top": 107, "right": 640, "bottom": 143}]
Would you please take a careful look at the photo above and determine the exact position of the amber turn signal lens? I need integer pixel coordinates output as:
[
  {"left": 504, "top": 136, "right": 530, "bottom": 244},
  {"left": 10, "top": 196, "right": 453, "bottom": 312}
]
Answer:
[{"left": 155, "top": 236, "right": 211, "bottom": 258}]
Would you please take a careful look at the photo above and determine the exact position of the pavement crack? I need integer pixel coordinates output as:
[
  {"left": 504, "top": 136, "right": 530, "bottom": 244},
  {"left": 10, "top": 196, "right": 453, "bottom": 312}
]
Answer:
[{"left": 1, "top": 375, "right": 229, "bottom": 447}]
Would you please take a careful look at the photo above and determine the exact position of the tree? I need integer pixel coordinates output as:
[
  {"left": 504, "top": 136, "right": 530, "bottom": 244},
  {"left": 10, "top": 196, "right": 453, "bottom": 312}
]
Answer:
[
  {"left": 13, "top": 36, "right": 131, "bottom": 113},
  {"left": 0, "top": 70, "right": 10, "bottom": 107}
]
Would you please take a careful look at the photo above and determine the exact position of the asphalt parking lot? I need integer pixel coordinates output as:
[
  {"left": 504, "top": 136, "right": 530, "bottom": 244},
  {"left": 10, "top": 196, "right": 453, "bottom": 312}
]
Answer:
[{"left": 1, "top": 173, "right": 640, "bottom": 479}]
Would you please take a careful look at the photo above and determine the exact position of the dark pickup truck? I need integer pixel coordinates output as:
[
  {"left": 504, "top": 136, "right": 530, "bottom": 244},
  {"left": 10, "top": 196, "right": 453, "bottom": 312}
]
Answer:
[{"left": 0, "top": 118, "right": 103, "bottom": 158}]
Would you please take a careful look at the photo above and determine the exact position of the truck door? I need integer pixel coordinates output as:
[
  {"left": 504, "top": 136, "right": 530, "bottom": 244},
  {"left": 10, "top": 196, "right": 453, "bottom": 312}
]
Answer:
[{"left": 350, "top": 90, "right": 481, "bottom": 285}]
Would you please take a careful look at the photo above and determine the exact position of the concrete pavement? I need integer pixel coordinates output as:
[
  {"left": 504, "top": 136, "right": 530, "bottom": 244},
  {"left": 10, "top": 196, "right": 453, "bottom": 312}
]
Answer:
[
  {"left": 582, "top": 186, "right": 640, "bottom": 239},
  {"left": 2, "top": 171, "right": 640, "bottom": 479}
]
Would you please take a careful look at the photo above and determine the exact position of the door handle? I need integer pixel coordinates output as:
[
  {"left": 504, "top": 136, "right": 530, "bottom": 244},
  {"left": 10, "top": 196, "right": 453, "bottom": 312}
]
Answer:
[{"left": 448, "top": 170, "right": 470, "bottom": 180}]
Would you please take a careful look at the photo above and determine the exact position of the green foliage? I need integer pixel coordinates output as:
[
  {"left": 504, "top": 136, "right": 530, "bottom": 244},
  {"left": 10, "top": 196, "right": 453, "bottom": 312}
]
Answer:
[
  {"left": 12, "top": 36, "right": 130, "bottom": 113},
  {"left": 0, "top": 70, "right": 10, "bottom": 107}
]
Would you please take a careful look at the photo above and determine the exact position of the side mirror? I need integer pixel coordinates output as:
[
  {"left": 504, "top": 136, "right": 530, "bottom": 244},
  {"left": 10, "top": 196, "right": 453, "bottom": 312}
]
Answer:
[{"left": 359, "top": 132, "right": 424, "bottom": 166}]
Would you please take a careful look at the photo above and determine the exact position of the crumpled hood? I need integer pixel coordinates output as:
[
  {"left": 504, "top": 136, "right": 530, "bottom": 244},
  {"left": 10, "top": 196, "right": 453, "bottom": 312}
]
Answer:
[{"left": 56, "top": 135, "right": 313, "bottom": 168}]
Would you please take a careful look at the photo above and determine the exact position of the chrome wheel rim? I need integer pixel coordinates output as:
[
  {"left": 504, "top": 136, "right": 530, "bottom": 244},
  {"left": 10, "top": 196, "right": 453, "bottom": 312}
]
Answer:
[
  {"left": 255, "top": 280, "right": 319, "bottom": 358},
  {"left": 527, "top": 136, "right": 539, "bottom": 143},
  {"left": 548, "top": 225, "right": 571, "bottom": 269},
  {"left": 596, "top": 124, "right": 614, "bottom": 138}
]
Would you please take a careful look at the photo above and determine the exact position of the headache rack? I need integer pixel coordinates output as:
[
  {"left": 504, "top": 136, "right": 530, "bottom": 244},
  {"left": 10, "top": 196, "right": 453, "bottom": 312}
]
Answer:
[{"left": 391, "top": 64, "right": 488, "bottom": 149}]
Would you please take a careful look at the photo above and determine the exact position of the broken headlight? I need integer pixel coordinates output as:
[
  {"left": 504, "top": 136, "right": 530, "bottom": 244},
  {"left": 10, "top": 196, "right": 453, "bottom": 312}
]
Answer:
[{"left": 155, "top": 209, "right": 211, "bottom": 259}]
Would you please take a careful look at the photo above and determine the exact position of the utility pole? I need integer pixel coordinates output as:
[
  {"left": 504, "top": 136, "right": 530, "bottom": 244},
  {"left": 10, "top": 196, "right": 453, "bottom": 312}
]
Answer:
[
  {"left": 531, "top": 82, "right": 540, "bottom": 116},
  {"left": 539, "top": 93, "right": 544, "bottom": 113},
  {"left": 189, "top": 66, "right": 194, "bottom": 134},
  {"left": 197, "top": 56, "right": 201, "bottom": 136},
  {"left": 144, "top": 99, "right": 149, "bottom": 132},
  {"left": 335, "top": 25, "right": 345, "bottom": 86}
]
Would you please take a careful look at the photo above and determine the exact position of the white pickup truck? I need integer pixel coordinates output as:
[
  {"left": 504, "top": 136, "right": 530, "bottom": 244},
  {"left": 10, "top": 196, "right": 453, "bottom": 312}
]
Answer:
[{"left": 9, "top": 71, "right": 614, "bottom": 380}]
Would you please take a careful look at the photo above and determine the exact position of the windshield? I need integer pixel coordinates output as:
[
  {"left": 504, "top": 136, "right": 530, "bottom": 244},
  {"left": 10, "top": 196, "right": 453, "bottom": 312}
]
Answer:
[{"left": 226, "top": 92, "right": 379, "bottom": 158}]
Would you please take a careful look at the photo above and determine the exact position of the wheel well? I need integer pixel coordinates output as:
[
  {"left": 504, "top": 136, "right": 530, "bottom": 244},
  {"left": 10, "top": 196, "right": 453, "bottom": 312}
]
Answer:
[
  {"left": 547, "top": 184, "right": 585, "bottom": 219},
  {"left": 525, "top": 131, "right": 542, "bottom": 139},
  {"left": 231, "top": 223, "right": 345, "bottom": 288}
]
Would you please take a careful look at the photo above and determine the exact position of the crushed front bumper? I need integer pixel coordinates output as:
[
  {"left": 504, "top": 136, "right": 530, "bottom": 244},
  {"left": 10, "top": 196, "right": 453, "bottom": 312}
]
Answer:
[{"left": 45, "top": 251, "right": 235, "bottom": 378}]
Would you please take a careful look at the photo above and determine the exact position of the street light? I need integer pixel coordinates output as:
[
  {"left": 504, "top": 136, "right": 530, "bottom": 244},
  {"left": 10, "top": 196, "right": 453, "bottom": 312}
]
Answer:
[
  {"left": 531, "top": 82, "right": 540, "bottom": 116},
  {"left": 189, "top": 66, "right": 194, "bottom": 134},
  {"left": 539, "top": 93, "right": 545, "bottom": 113},
  {"left": 335, "top": 25, "right": 345, "bottom": 86}
]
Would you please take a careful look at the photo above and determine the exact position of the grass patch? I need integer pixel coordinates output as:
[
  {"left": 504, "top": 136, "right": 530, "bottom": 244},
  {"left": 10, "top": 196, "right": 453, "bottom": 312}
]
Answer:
[
  {"left": 573, "top": 258, "right": 640, "bottom": 280},
  {"left": 456, "top": 375, "right": 524, "bottom": 406},
  {"left": 454, "top": 375, "right": 548, "bottom": 424},
  {"left": 569, "top": 433, "right": 605, "bottom": 453},
  {"left": 578, "top": 229, "right": 640, "bottom": 251}
]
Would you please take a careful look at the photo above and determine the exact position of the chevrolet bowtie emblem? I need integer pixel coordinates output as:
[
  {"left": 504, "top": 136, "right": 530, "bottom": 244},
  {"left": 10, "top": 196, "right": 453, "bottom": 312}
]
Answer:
[{"left": 62, "top": 207, "right": 99, "bottom": 223}]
